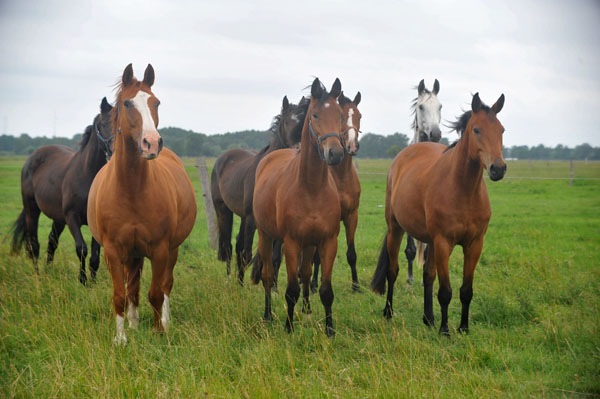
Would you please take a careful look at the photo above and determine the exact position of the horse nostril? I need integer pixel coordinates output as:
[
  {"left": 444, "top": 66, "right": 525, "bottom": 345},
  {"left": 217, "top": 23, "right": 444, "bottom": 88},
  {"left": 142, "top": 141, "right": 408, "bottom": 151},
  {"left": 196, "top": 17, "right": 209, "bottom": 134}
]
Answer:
[
  {"left": 143, "top": 138, "right": 151, "bottom": 150},
  {"left": 502, "top": 164, "right": 507, "bottom": 173}
]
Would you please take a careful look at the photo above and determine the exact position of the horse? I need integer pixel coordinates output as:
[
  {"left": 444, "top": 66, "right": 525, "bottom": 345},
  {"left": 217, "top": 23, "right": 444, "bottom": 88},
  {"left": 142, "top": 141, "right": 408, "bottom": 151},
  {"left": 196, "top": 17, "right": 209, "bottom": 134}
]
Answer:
[
  {"left": 371, "top": 92, "right": 506, "bottom": 335},
  {"left": 11, "top": 97, "right": 114, "bottom": 284},
  {"left": 87, "top": 64, "right": 196, "bottom": 345},
  {"left": 405, "top": 79, "right": 443, "bottom": 284},
  {"left": 210, "top": 95, "right": 308, "bottom": 284},
  {"left": 251, "top": 77, "right": 345, "bottom": 337},
  {"left": 307, "top": 90, "right": 362, "bottom": 294}
]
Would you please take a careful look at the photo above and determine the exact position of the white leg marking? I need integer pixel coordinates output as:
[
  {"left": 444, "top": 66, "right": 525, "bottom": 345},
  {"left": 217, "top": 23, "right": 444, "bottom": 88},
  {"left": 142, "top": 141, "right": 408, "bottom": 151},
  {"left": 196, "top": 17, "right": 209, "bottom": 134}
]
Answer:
[
  {"left": 114, "top": 315, "right": 127, "bottom": 346},
  {"left": 161, "top": 295, "right": 170, "bottom": 332},
  {"left": 127, "top": 302, "right": 139, "bottom": 329}
]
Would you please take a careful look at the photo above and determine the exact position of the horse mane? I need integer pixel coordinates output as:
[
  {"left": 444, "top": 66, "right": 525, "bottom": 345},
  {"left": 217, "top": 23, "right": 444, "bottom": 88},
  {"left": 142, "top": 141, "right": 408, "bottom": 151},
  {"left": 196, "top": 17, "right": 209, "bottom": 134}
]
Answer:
[
  {"left": 444, "top": 100, "right": 492, "bottom": 152},
  {"left": 79, "top": 124, "right": 94, "bottom": 150}
]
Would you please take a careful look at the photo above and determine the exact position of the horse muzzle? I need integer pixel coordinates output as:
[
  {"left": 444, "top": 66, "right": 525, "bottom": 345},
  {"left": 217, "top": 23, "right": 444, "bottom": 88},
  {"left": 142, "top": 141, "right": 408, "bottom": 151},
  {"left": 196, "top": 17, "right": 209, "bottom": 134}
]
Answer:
[
  {"left": 488, "top": 161, "right": 507, "bottom": 181},
  {"left": 324, "top": 143, "right": 344, "bottom": 165},
  {"left": 140, "top": 132, "right": 163, "bottom": 159}
]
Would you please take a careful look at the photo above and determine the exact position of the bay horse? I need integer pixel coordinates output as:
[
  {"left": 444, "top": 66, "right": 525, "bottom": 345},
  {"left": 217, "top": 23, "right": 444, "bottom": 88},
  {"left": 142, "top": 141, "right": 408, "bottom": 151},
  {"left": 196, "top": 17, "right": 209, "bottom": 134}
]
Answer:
[
  {"left": 371, "top": 92, "right": 506, "bottom": 335},
  {"left": 211, "top": 95, "right": 308, "bottom": 284},
  {"left": 405, "top": 79, "right": 443, "bottom": 284},
  {"left": 11, "top": 97, "right": 114, "bottom": 284},
  {"left": 87, "top": 64, "right": 196, "bottom": 345},
  {"left": 251, "top": 78, "right": 344, "bottom": 337},
  {"left": 308, "top": 90, "right": 362, "bottom": 294}
]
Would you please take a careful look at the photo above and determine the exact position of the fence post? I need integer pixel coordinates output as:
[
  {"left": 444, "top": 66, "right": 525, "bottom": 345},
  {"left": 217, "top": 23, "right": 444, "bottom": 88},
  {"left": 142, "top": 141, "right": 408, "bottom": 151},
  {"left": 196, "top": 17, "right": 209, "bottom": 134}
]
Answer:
[
  {"left": 569, "top": 159, "right": 574, "bottom": 186},
  {"left": 195, "top": 157, "right": 218, "bottom": 249}
]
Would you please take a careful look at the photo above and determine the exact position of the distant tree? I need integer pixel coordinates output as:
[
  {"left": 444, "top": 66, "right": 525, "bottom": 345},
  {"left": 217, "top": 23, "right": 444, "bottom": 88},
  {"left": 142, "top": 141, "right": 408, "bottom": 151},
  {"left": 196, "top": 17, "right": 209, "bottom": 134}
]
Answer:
[{"left": 386, "top": 145, "right": 401, "bottom": 158}]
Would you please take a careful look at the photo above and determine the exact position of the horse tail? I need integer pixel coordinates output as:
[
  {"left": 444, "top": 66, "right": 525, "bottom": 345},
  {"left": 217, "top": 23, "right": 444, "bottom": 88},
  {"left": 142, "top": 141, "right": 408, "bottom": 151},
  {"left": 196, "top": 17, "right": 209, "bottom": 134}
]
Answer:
[
  {"left": 415, "top": 240, "right": 426, "bottom": 269},
  {"left": 250, "top": 253, "right": 263, "bottom": 285},
  {"left": 371, "top": 235, "right": 390, "bottom": 295},
  {"left": 10, "top": 209, "right": 27, "bottom": 254}
]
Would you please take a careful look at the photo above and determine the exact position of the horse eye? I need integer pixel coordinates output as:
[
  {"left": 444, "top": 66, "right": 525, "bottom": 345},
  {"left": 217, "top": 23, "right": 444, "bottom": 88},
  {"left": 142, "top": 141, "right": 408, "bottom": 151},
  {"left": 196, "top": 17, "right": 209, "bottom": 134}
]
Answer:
[
  {"left": 124, "top": 100, "right": 133, "bottom": 108},
  {"left": 474, "top": 128, "right": 481, "bottom": 134},
  {"left": 419, "top": 105, "right": 424, "bottom": 110},
  {"left": 312, "top": 113, "right": 318, "bottom": 119},
  {"left": 439, "top": 105, "right": 442, "bottom": 109}
]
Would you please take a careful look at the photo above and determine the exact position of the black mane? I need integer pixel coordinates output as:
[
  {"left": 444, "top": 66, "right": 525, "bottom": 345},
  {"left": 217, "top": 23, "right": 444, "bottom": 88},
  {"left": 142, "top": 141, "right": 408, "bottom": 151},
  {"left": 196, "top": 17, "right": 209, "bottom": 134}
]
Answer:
[
  {"left": 79, "top": 124, "right": 93, "bottom": 150},
  {"left": 444, "top": 100, "right": 492, "bottom": 152}
]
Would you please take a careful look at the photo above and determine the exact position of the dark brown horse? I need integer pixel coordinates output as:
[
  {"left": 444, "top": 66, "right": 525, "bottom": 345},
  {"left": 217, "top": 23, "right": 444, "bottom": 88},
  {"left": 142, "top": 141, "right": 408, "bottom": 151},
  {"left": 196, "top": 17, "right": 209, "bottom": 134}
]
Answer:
[
  {"left": 11, "top": 97, "right": 114, "bottom": 284},
  {"left": 211, "top": 96, "right": 308, "bottom": 284},
  {"left": 251, "top": 77, "right": 344, "bottom": 337},
  {"left": 88, "top": 64, "right": 196, "bottom": 344},
  {"left": 308, "top": 90, "right": 362, "bottom": 294},
  {"left": 371, "top": 92, "right": 506, "bottom": 335}
]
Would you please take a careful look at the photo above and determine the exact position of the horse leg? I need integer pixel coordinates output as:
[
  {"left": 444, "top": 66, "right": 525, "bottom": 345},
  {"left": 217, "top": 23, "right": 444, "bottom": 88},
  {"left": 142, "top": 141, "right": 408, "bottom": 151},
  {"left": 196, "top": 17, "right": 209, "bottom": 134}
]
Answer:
[
  {"left": 148, "top": 244, "right": 170, "bottom": 332},
  {"left": 104, "top": 245, "right": 127, "bottom": 345},
  {"left": 310, "top": 250, "right": 320, "bottom": 294},
  {"left": 214, "top": 199, "right": 233, "bottom": 275},
  {"left": 404, "top": 235, "right": 416, "bottom": 284},
  {"left": 65, "top": 213, "right": 88, "bottom": 285},
  {"left": 23, "top": 200, "right": 41, "bottom": 272},
  {"left": 318, "top": 237, "right": 338, "bottom": 337},
  {"left": 235, "top": 218, "right": 245, "bottom": 285},
  {"left": 257, "top": 231, "right": 275, "bottom": 321},
  {"left": 343, "top": 211, "right": 360, "bottom": 292},
  {"left": 159, "top": 248, "right": 178, "bottom": 332},
  {"left": 240, "top": 215, "right": 256, "bottom": 285},
  {"left": 272, "top": 240, "right": 283, "bottom": 291},
  {"left": 89, "top": 237, "right": 101, "bottom": 282},
  {"left": 46, "top": 220, "right": 65, "bottom": 265},
  {"left": 126, "top": 257, "right": 143, "bottom": 329},
  {"left": 433, "top": 239, "right": 452, "bottom": 336},
  {"left": 283, "top": 238, "right": 301, "bottom": 333},
  {"left": 459, "top": 237, "right": 484, "bottom": 334},
  {"left": 383, "top": 224, "right": 403, "bottom": 319},
  {"left": 300, "top": 245, "right": 316, "bottom": 314},
  {"left": 422, "top": 243, "right": 437, "bottom": 328}
]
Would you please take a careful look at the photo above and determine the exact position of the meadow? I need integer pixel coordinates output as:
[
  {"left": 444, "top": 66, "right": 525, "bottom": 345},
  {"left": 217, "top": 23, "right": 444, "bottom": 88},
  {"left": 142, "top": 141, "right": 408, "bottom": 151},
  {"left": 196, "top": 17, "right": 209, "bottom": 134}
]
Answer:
[{"left": 0, "top": 156, "right": 598, "bottom": 398}]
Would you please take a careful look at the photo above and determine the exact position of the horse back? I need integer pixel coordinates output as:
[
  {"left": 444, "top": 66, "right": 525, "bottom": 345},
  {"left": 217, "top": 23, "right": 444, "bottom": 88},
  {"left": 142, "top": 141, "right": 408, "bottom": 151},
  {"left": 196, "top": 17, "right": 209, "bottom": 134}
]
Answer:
[
  {"left": 212, "top": 148, "right": 259, "bottom": 217},
  {"left": 22, "top": 145, "right": 75, "bottom": 221}
]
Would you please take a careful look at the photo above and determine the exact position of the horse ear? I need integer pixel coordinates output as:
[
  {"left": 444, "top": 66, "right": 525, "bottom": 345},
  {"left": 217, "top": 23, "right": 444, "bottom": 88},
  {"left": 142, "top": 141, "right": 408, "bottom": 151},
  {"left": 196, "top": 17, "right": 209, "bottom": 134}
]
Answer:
[
  {"left": 143, "top": 64, "right": 155, "bottom": 87},
  {"left": 354, "top": 91, "right": 361, "bottom": 105},
  {"left": 338, "top": 91, "right": 348, "bottom": 106},
  {"left": 418, "top": 79, "right": 425, "bottom": 95},
  {"left": 330, "top": 78, "right": 341, "bottom": 99},
  {"left": 122, "top": 63, "right": 134, "bottom": 87},
  {"left": 100, "top": 97, "right": 113, "bottom": 114},
  {"left": 282, "top": 95, "right": 289, "bottom": 111},
  {"left": 311, "top": 78, "right": 324, "bottom": 99},
  {"left": 472, "top": 93, "right": 482, "bottom": 113},
  {"left": 433, "top": 79, "right": 440, "bottom": 95},
  {"left": 492, "top": 94, "right": 505, "bottom": 114}
]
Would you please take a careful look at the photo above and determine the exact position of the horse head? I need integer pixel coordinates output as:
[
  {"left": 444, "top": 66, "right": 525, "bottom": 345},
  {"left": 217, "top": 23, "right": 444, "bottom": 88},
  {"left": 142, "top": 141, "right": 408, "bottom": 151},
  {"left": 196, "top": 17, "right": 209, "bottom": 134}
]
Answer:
[
  {"left": 115, "top": 63, "right": 163, "bottom": 160},
  {"left": 278, "top": 95, "right": 306, "bottom": 148},
  {"left": 308, "top": 77, "right": 344, "bottom": 165},
  {"left": 338, "top": 91, "right": 362, "bottom": 155},
  {"left": 467, "top": 93, "right": 506, "bottom": 181},
  {"left": 92, "top": 97, "right": 115, "bottom": 161},
  {"left": 414, "top": 79, "right": 442, "bottom": 143}
]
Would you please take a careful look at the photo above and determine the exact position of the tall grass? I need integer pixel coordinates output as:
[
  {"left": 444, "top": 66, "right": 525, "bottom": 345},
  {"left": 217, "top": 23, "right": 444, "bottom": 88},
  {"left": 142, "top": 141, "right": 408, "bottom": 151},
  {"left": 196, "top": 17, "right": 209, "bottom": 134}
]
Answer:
[{"left": 0, "top": 157, "right": 598, "bottom": 398}]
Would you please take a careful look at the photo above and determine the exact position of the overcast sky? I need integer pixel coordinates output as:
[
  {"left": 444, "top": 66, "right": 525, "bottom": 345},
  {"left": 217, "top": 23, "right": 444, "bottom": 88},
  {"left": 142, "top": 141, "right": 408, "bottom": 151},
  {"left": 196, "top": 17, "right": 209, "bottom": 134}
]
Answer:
[{"left": 1, "top": 0, "right": 599, "bottom": 147}]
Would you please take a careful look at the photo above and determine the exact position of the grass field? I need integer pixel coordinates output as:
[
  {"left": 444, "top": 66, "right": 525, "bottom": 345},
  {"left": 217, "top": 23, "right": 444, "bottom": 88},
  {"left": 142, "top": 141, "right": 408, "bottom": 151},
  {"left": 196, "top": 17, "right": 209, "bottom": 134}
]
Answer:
[{"left": 0, "top": 156, "right": 598, "bottom": 398}]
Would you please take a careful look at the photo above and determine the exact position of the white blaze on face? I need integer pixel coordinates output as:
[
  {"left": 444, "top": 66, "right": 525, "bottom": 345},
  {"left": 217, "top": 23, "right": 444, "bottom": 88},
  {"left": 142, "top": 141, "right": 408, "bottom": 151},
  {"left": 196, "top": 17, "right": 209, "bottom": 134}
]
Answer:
[
  {"left": 131, "top": 91, "right": 157, "bottom": 133},
  {"left": 127, "top": 303, "right": 139, "bottom": 329},
  {"left": 347, "top": 108, "right": 357, "bottom": 143},
  {"left": 161, "top": 295, "right": 170, "bottom": 332},
  {"left": 114, "top": 315, "right": 127, "bottom": 345}
]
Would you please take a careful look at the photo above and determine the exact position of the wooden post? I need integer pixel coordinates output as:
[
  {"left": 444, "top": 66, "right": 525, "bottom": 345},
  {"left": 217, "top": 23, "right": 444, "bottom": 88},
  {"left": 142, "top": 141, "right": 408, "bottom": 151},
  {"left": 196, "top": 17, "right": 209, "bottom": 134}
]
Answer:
[
  {"left": 195, "top": 157, "right": 218, "bottom": 249},
  {"left": 569, "top": 159, "right": 574, "bottom": 186}
]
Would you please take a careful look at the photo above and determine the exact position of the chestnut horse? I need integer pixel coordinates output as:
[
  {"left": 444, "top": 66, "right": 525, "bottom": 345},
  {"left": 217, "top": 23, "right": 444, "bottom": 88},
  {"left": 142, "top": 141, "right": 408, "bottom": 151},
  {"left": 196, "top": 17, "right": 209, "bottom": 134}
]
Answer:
[
  {"left": 308, "top": 90, "right": 362, "bottom": 294},
  {"left": 371, "top": 93, "right": 506, "bottom": 335},
  {"left": 88, "top": 64, "right": 196, "bottom": 344},
  {"left": 11, "top": 97, "right": 114, "bottom": 284},
  {"left": 251, "top": 78, "right": 344, "bottom": 336},
  {"left": 211, "top": 95, "right": 308, "bottom": 284},
  {"left": 405, "top": 79, "right": 443, "bottom": 284}
]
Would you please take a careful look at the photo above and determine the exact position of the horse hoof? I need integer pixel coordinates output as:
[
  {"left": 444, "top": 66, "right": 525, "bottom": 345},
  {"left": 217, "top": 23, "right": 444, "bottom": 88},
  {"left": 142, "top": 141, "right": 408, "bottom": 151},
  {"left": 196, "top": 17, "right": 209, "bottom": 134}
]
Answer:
[
  {"left": 383, "top": 306, "right": 393, "bottom": 319},
  {"left": 79, "top": 273, "right": 87, "bottom": 286},
  {"left": 439, "top": 326, "right": 450, "bottom": 337},
  {"left": 406, "top": 276, "right": 415, "bottom": 285},
  {"left": 352, "top": 282, "right": 361, "bottom": 293},
  {"left": 423, "top": 314, "right": 435, "bottom": 328},
  {"left": 310, "top": 281, "right": 318, "bottom": 294},
  {"left": 113, "top": 333, "right": 127, "bottom": 346},
  {"left": 325, "top": 325, "right": 336, "bottom": 338},
  {"left": 263, "top": 313, "right": 273, "bottom": 322},
  {"left": 458, "top": 326, "right": 469, "bottom": 335}
]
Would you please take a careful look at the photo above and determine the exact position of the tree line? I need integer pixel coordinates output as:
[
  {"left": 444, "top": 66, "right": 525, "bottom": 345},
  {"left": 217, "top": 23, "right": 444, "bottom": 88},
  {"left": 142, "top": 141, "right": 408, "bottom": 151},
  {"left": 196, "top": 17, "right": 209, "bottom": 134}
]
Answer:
[{"left": 0, "top": 128, "right": 598, "bottom": 160}]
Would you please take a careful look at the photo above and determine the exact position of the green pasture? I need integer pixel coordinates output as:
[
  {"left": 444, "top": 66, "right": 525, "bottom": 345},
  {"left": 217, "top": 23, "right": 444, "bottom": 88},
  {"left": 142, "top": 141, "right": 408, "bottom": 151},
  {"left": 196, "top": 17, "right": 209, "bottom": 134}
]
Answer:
[{"left": 0, "top": 157, "right": 598, "bottom": 398}]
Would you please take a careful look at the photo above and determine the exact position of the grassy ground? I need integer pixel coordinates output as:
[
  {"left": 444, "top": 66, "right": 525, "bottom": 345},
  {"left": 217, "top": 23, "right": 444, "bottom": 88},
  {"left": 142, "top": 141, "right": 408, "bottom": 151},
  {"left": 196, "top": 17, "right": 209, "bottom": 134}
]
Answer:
[{"left": 0, "top": 156, "right": 598, "bottom": 398}]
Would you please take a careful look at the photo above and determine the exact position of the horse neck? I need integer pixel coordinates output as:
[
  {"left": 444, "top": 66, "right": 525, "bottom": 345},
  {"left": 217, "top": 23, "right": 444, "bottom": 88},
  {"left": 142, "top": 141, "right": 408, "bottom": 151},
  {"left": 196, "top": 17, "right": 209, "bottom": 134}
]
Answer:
[
  {"left": 298, "top": 122, "right": 329, "bottom": 190},
  {"left": 112, "top": 132, "right": 149, "bottom": 189},
  {"left": 82, "top": 129, "right": 107, "bottom": 172},
  {"left": 447, "top": 131, "right": 485, "bottom": 195}
]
